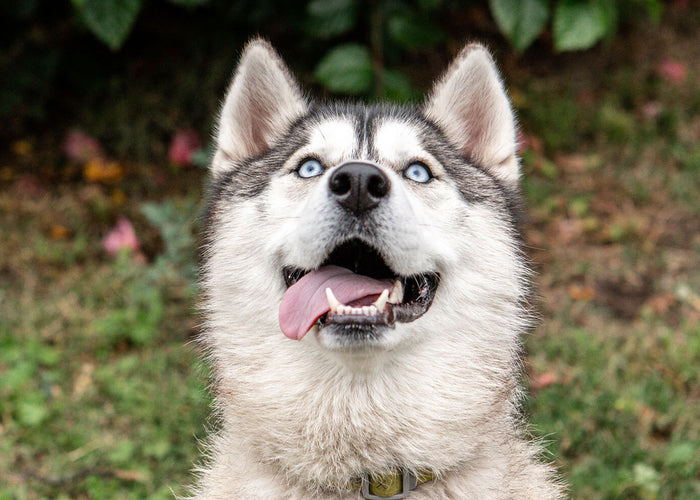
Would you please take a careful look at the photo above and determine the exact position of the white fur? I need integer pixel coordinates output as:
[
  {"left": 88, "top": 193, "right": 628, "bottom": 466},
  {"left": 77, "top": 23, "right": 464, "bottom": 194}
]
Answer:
[{"left": 191, "top": 41, "right": 564, "bottom": 499}]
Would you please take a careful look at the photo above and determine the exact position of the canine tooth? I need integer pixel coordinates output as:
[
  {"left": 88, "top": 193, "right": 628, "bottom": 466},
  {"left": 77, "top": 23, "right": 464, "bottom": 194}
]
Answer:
[
  {"left": 388, "top": 280, "right": 403, "bottom": 304},
  {"left": 325, "top": 288, "right": 342, "bottom": 313},
  {"left": 373, "top": 289, "right": 389, "bottom": 312}
]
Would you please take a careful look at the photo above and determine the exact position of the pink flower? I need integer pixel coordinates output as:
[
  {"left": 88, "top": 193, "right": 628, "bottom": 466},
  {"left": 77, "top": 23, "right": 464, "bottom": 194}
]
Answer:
[
  {"left": 103, "top": 218, "right": 140, "bottom": 256},
  {"left": 63, "top": 129, "right": 104, "bottom": 164},
  {"left": 168, "top": 129, "right": 202, "bottom": 167},
  {"left": 658, "top": 59, "right": 687, "bottom": 84}
]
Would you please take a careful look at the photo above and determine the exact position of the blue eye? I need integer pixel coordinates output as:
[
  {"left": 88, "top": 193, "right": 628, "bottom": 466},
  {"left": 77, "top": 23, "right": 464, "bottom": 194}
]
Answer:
[
  {"left": 403, "top": 162, "right": 432, "bottom": 183},
  {"left": 297, "top": 159, "right": 325, "bottom": 178}
]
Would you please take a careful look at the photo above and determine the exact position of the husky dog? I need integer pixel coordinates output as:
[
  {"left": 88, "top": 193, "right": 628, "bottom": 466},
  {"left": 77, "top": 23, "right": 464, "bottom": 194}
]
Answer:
[{"left": 193, "top": 39, "right": 564, "bottom": 499}]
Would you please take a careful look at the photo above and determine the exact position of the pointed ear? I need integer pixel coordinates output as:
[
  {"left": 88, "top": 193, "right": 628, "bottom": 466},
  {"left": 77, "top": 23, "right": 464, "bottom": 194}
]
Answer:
[
  {"left": 214, "top": 39, "right": 307, "bottom": 173},
  {"left": 424, "top": 44, "right": 519, "bottom": 188}
]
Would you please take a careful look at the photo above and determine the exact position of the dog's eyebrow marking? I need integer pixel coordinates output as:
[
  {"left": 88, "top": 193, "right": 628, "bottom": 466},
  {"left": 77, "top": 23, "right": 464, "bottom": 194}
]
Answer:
[
  {"left": 374, "top": 120, "right": 425, "bottom": 167},
  {"left": 306, "top": 119, "right": 355, "bottom": 166}
]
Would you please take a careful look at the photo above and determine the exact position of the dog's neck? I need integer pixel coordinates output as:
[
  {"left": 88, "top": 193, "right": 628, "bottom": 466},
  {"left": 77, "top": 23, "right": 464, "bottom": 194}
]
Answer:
[{"left": 322, "top": 468, "right": 436, "bottom": 499}]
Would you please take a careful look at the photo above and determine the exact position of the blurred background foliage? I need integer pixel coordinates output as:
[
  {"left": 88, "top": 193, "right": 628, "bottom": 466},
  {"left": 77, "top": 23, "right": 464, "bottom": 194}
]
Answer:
[
  {"left": 2, "top": 0, "right": 664, "bottom": 147},
  {"left": 2, "top": 0, "right": 700, "bottom": 499}
]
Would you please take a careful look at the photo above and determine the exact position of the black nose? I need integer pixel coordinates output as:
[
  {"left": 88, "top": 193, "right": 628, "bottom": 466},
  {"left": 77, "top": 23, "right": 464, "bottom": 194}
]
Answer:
[{"left": 328, "top": 161, "right": 390, "bottom": 215}]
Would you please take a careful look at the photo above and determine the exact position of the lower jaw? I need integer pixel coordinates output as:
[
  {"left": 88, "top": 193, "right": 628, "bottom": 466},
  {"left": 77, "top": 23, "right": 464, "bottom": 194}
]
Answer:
[{"left": 315, "top": 323, "right": 394, "bottom": 352}]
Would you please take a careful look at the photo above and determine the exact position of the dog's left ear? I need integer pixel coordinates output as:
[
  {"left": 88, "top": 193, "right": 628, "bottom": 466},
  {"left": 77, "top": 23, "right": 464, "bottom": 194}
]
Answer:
[
  {"left": 214, "top": 39, "right": 307, "bottom": 175},
  {"left": 425, "top": 44, "right": 519, "bottom": 188}
]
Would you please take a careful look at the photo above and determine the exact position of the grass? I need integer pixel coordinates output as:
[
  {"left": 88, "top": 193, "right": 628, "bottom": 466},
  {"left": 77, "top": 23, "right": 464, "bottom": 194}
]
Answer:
[
  {"left": 517, "top": 16, "right": 700, "bottom": 498},
  {"left": 1, "top": 10, "right": 699, "bottom": 500},
  {"left": 0, "top": 184, "right": 208, "bottom": 498}
]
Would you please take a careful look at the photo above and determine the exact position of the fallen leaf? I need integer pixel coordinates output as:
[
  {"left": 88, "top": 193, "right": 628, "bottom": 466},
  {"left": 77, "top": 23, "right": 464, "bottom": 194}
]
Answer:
[
  {"left": 11, "top": 140, "right": 32, "bottom": 157},
  {"left": 531, "top": 371, "right": 558, "bottom": 390},
  {"left": 658, "top": 59, "right": 687, "bottom": 84},
  {"left": 569, "top": 284, "right": 595, "bottom": 301},
  {"left": 63, "top": 129, "right": 105, "bottom": 164},
  {"left": 83, "top": 158, "right": 125, "bottom": 184},
  {"left": 103, "top": 218, "right": 139, "bottom": 256},
  {"left": 113, "top": 469, "right": 147, "bottom": 482},
  {"left": 168, "top": 129, "right": 202, "bottom": 167},
  {"left": 642, "top": 101, "right": 664, "bottom": 120},
  {"left": 552, "top": 218, "right": 584, "bottom": 244},
  {"left": 646, "top": 293, "right": 676, "bottom": 315},
  {"left": 72, "top": 362, "right": 95, "bottom": 397},
  {"left": 554, "top": 153, "right": 588, "bottom": 174},
  {"left": 50, "top": 225, "right": 70, "bottom": 240},
  {"left": 111, "top": 189, "right": 126, "bottom": 205}
]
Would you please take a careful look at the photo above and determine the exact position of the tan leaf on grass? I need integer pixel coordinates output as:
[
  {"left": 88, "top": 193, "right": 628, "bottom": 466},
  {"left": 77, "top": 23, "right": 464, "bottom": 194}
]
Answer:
[
  {"left": 569, "top": 284, "right": 595, "bottom": 301},
  {"left": 50, "top": 225, "right": 70, "bottom": 240},
  {"left": 11, "top": 140, "right": 32, "bottom": 157},
  {"left": 72, "top": 362, "right": 95, "bottom": 397},
  {"left": 554, "top": 153, "right": 588, "bottom": 174},
  {"left": 83, "top": 158, "right": 125, "bottom": 184},
  {"left": 646, "top": 293, "right": 676, "bottom": 315},
  {"left": 553, "top": 217, "right": 584, "bottom": 244},
  {"left": 113, "top": 469, "right": 147, "bottom": 482}
]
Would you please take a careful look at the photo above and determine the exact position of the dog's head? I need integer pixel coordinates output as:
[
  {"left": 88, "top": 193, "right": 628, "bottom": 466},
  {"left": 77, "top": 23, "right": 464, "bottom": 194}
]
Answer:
[{"left": 204, "top": 40, "right": 527, "bottom": 360}]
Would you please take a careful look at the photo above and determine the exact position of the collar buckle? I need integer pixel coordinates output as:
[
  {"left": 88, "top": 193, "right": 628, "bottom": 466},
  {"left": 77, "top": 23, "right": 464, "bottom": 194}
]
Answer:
[{"left": 360, "top": 469, "right": 417, "bottom": 500}]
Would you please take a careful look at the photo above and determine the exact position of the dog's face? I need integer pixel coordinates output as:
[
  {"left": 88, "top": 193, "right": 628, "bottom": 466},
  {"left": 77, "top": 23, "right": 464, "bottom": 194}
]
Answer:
[{"left": 204, "top": 40, "right": 527, "bottom": 365}]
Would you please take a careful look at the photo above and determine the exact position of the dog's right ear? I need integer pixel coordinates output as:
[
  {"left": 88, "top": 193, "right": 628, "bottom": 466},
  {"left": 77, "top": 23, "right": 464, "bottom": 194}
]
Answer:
[
  {"left": 214, "top": 39, "right": 307, "bottom": 174},
  {"left": 424, "top": 44, "right": 519, "bottom": 189}
]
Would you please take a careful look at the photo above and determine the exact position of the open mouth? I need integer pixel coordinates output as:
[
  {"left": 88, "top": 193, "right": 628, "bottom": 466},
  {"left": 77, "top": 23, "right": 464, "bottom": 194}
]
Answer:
[{"left": 279, "top": 239, "right": 439, "bottom": 340}]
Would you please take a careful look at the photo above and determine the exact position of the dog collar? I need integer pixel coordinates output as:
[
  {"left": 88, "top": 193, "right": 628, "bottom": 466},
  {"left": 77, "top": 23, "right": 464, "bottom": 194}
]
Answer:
[{"left": 346, "top": 468, "right": 435, "bottom": 499}]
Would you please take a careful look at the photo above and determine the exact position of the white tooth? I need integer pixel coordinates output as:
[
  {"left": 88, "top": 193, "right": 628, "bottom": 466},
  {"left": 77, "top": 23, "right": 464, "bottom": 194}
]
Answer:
[
  {"left": 340, "top": 305, "right": 350, "bottom": 315},
  {"left": 325, "top": 288, "right": 342, "bottom": 313},
  {"left": 368, "top": 305, "right": 378, "bottom": 315},
  {"left": 362, "top": 306, "right": 372, "bottom": 315},
  {"left": 373, "top": 289, "right": 389, "bottom": 312},
  {"left": 388, "top": 280, "right": 404, "bottom": 304},
  {"left": 353, "top": 307, "right": 363, "bottom": 315}
]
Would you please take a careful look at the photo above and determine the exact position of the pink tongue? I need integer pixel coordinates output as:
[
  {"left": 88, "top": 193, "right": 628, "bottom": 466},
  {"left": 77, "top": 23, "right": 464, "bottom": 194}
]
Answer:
[{"left": 279, "top": 265, "right": 391, "bottom": 340}]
